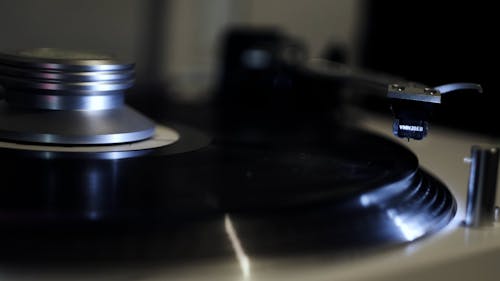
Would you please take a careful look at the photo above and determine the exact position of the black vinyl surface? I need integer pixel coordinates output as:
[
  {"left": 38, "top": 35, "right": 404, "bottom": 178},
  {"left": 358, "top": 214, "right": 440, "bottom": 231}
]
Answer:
[{"left": 0, "top": 121, "right": 455, "bottom": 261}]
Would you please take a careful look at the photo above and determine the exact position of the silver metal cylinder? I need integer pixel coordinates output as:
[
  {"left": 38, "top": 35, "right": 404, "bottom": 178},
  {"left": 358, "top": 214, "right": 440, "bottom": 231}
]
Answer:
[
  {"left": 0, "top": 48, "right": 155, "bottom": 145},
  {"left": 465, "top": 145, "right": 499, "bottom": 227}
]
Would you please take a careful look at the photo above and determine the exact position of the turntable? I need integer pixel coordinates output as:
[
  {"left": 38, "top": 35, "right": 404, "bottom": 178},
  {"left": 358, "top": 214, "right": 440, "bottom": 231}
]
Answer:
[{"left": 0, "top": 48, "right": 499, "bottom": 281}]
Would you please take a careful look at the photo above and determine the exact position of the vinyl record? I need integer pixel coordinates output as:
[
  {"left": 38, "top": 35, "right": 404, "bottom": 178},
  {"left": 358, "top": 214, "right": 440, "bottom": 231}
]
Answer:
[{"left": 0, "top": 123, "right": 456, "bottom": 260}]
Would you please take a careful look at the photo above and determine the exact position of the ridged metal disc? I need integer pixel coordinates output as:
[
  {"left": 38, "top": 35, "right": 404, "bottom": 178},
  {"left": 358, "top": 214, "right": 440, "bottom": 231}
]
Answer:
[
  {"left": 0, "top": 75, "right": 135, "bottom": 92},
  {"left": 0, "top": 48, "right": 134, "bottom": 71},
  {"left": 0, "top": 64, "right": 134, "bottom": 82}
]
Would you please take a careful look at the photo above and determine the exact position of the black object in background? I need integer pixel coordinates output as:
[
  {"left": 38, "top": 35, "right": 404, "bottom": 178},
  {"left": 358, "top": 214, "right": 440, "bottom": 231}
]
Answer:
[
  {"left": 361, "top": 1, "right": 499, "bottom": 136},
  {"left": 215, "top": 28, "right": 344, "bottom": 132}
]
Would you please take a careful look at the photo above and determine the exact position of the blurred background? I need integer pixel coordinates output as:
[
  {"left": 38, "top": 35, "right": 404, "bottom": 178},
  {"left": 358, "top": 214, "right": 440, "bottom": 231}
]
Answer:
[{"left": 0, "top": 0, "right": 497, "bottom": 134}]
